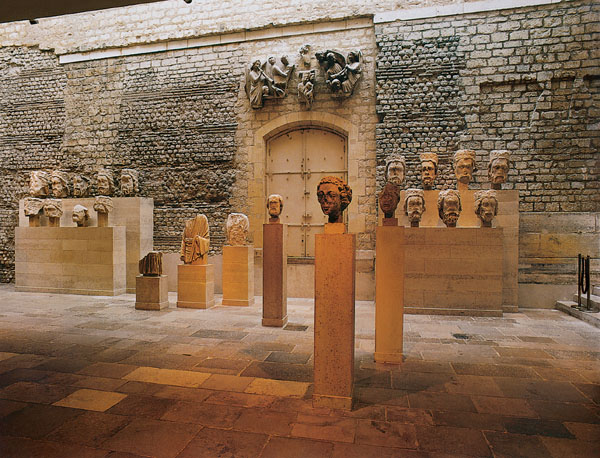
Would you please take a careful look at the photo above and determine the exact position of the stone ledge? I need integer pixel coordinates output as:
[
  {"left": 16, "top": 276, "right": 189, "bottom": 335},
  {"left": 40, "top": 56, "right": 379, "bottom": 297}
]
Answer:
[{"left": 555, "top": 300, "right": 600, "bottom": 329}]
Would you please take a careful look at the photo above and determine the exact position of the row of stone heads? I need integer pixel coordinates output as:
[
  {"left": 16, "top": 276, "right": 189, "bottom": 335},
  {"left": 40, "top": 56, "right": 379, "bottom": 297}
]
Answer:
[
  {"left": 28, "top": 169, "right": 139, "bottom": 199},
  {"left": 385, "top": 150, "right": 511, "bottom": 190},
  {"left": 23, "top": 196, "right": 114, "bottom": 227}
]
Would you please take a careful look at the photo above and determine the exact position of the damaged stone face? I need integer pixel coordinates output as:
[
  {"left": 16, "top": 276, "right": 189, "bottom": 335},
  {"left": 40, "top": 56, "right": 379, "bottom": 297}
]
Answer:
[
  {"left": 437, "top": 189, "right": 461, "bottom": 227},
  {"left": 72, "top": 204, "right": 89, "bottom": 227},
  {"left": 30, "top": 171, "right": 51, "bottom": 198},
  {"left": 51, "top": 171, "right": 70, "bottom": 198},
  {"left": 378, "top": 182, "right": 400, "bottom": 219},
  {"left": 488, "top": 150, "right": 510, "bottom": 190},
  {"left": 420, "top": 153, "right": 438, "bottom": 190},
  {"left": 226, "top": 213, "right": 250, "bottom": 246},
  {"left": 404, "top": 188, "right": 425, "bottom": 227},
  {"left": 474, "top": 190, "right": 498, "bottom": 227},
  {"left": 454, "top": 150, "right": 476, "bottom": 186},
  {"left": 317, "top": 176, "right": 352, "bottom": 224}
]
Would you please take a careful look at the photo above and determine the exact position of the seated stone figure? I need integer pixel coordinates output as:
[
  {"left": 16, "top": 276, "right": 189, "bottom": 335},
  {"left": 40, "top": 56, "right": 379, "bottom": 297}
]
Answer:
[
  {"left": 404, "top": 188, "right": 425, "bottom": 227},
  {"left": 316, "top": 176, "right": 352, "bottom": 224},
  {"left": 72, "top": 204, "right": 89, "bottom": 227},
  {"left": 72, "top": 174, "right": 91, "bottom": 198},
  {"left": 29, "top": 171, "right": 51, "bottom": 198},
  {"left": 437, "top": 189, "right": 461, "bottom": 228},
  {"left": 226, "top": 213, "right": 250, "bottom": 246},
  {"left": 474, "top": 190, "right": 498, "bottom": 227},
  {"left": 267, "top": 194, "right": 284, "bottom": 223},
  {"left": 378, "top": 182, "right": 400, "bottom": 219},
  {"left": 180, "top": 214, "right": 210, "bottom": 264},
  {"left": 51, "top": 171, "right": 70, "bottom": 198}
]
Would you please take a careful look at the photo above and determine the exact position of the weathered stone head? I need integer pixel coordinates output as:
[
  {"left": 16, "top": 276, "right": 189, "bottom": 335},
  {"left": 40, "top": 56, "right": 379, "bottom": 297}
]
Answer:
[
  {"left": 474, "top": 190, "right": 498, "bottom": 227},
  {"left": 93, "top": 196, "right": 114, "bottom": 214},
  {"left": 404, "top": 188, "right": 425, "bottom": 227},
  {"left": 29, "top": 171, "right": 51, "bottom": 197},
  {"left": 317, "top": 176, "right": 352, "bottom": 224},
  {"left": 120, "top": 169, "right": 138, "bottom": 196},
  {"left": 378, "top": 183, "right": 400, "bottom": 219},
  {"left": 96, "top": 170, "right": 115, "bottom": 196},
  {"left": 226, "top": 213, "right": 250, "bottom": 246},
  {"left": 437, "top": 189, "right": 461, "bottom": 228},
  {"left": 266, "top": 194, "right": 284, "bottom": 222},
  {"left": 453, "top": 150, "right": 476, "bottom": 186},
  {"left": 51, "top": 171, "right": 70, "bottom": 198},
  {"left": 43, "top": 199, "right": 63, "bottom": 219},
  {"left": 488, "top": 150, "right": 510, "bottom": 189},
  {"left": 72, "top": 204, "right": 89, "bottom": 227},
  {"left": 23, "top": 197, "right": 44, "bottom": 217},
  {"left": 420, "top": 153, "right": 438, "bottom": 190},
  {"left": 385, "top": 154, "right": 406, "bottom": 187},
  {"left": 72, "top": 174, "right": 91, "bottom": 197}
]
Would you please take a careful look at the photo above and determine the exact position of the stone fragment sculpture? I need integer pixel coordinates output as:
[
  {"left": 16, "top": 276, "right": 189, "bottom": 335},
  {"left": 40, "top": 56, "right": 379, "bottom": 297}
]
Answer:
[
  {"left": 454, "top": 150, "right": 476, "bottom": 186},
  {"left": 72, "top": 174, "right": 91, "bottom": 197},
  {"left": 420, "top": 153, "right": 438, "bottom": 190},
  {"left": 298, "top": 70, "right": 315, "bottom": 109},
  {"left": 43, "top": 199, "right": 63, "bottom": 227},
  {"left": 23, "top": 197, "right": 44, "bottom": 226},
  {"left": 96, "top": 169, "right": 115, "bottom": 196},
  {"left": 316, "top": 49, "right": 362, "bottom": 96},
  {"left": 299, "top": 44, "right": 311, "bottom": 67},
  {"left": 51, "top": 171, "right": 70, "bottom": 198},
  {"left": 385, "top": 154, "right": 406, "bottom": 187},
  {"left": 474, "top": 190, "right": 498, "bottom": 227},
  {"left": 488, "top": 150, "right": 510, "bottom": 190},
  {"left": 72, "top": 204, "right": 89, "bottom": 227},
  {"left": 378, "top": 182, "right": 400, "bottom": 219},
  {"left": 245, "top": 56, "right": 294, "bottom": 109},
  {"left": 180, "top": 214, "right": 210, "bottom": 264},
  {"left": 437, "top": 189, "right": 461, "bottom": 228},
  {"left": 226, "top": 213, "right": 250, "bottom": 246},
  {"left": 120, "top": 169, "right": 138, "bottom": 196},
  {"left": 267, "top": 194, "right": 284, "bottom": 223},
  {"left": 404, "top": 188, "right": 426, "bottom": 227},
  {"left": 29, "top": 171, "right": 51, "bottom": 197},
  {"left": 139, "top": 251, "right": 163, "bottom": 276},
  {"left": 94, "top": 196, "right": 113, "bottom": 227},
  {"left": 316, "top": 176, "right": 352, "bottom": 224}
]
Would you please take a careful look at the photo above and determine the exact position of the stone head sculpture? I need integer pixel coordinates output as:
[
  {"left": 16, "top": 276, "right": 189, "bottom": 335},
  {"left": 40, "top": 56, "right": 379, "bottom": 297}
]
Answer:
[
  {"left": 72, "top": 174, "right": 91, "bottom": 197},
  {"left": 474, "top": 190, "right": 498, "bottom": 227},
  {"left": 226, "top": 213, "right": 250, "bottom": 246},
  {"left": 385, "top": 154, "right": 406, "bottom": 187},
  {"left": 437, "top": 189, "right": 461, "bottom": 228},
  {"left": 72, "top": 204, "right": 89, "bottom": 227},
  {"left": 267, "top": 194, "right": 284, "bottom": 222},
  {"left": 120, "top": 169, "right": 138, "bottom": 196},
  {"left": 180, "top": 214, "right": 210, "bottom": 264},
  {"left": 23, "top": 197, "right": 44, "bottom": 217},
  {"left": 317, "top": 176, "right": 352, "bottom": 224},
  {"left": 488, "top": 150, "right": 510, "bottom": 189},
  {"left": 378, "top": 182, "right": 400, "bottom": 219},
  {"left": 420, "top": 153, "right": 438, "bottom": 190},
  {"left": 29, "top": 171, "right": 51, "bottom": 197},
  {"left": 96, "top": 170, "right": 115, "bottom": 196},
  {"left": 51, "top": 171, "right": 70, "bottom": 198},
  {"left": 404, "top": 188, "right": 426, "bottom": 227},
  {"left": 43, "top": 198, "right": 63, "bottom": 226},
  {"left": 94, "top": 196, "right": 114, "bottom": 227},
  {"left": 453, "top": 150, "right": 476, "bottom": 186},
  {"left": 299, "top": 44, "right": 311, "bottom": 66}
]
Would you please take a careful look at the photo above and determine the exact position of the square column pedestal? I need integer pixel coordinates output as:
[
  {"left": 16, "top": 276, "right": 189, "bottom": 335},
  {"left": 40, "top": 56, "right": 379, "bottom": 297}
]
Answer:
[
  {"left": 177, "top": 263, "right": 215, "bottom": 309},
  {"left": 136, "top": 275, "right": 169, "bottom": 310},
  {"left": 313, "top": 223, "right": 355, "bottom": 410},
  {"left": 262, "top": 223, "right": 287, "bottom": 327},
  {"left": 222, "top": 245, "right": 254, "bottom": 306},
  {"left": 374, "top": 226, "right": 405, "bottom": 364}
]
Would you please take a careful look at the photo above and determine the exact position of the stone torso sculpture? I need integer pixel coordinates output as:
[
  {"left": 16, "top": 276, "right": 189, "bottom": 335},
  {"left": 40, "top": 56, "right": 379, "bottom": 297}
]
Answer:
[
  {"left": 226, "top": 213, "right": 250, "bottom": 245},
  {"left": 404, "top": 188, "right": 425, "bottom": 227},
  {"left": 378, "top": 182, "right": 400, "bottom": 220},
  {"left": 139, "top": 251, "right": 163, "bottom": 276},
  {"left": 72, "top": 175, "right": 91, "bottom": 197},
  {"left": 454, "top": 150, "right": 476, "bottom": 188},
  {"left": 420, "top": 153, "right": 438, "bottom": 190},
  {"left": 29, "top": 171, "right": 51, "bottom": 197},
  {"left": 51, "top": 171, "right": 70, "bottom": 198},
  {"left": 385, "top": 154, "right": 406, "bottom": 187},
  {"left": 488, "top": 150, "right": 510, "bottom": 190},
  {"left": 267, "top": 194, "right": 284, "bottom": 223},
  {"left": 317, "top": 176, "right": 352, "bottom": 224},
  {"left": 180, "top": 214, "right": 210, "bottom": 264},
  {"left": 474, "top": 190, "right": 498, "bottom": 227},
  {"left": 438, "top": 189, "right": 461, "bottom": 228},
  {"left": 298, "top": 71, "right": 315, "bottom": 109},
  {"left": 72, "top": 204, "right": 89, "bottom": 227}
]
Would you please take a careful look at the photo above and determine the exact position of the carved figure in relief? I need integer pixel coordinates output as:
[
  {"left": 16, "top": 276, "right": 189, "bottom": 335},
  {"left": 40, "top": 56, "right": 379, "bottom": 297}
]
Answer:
[
  {"left": 29, "top": 171, "right": 51, "bottom": 197},
  {"left": 226, "top": 213, "right": 250, "bottom": 246},
  {"left": 404, "top": 188, "right": 426, "bottom": 227},
  {"left": 269, "top": 55, "right": 294, "bottom": 93},
  {"left": 139, "top": 251, "right": 163, "bottom": 276},
  {"left": 72, "top": 174, "right": 91, "bottom": 197},
  {"left": 51, "top": 171, "right": 70, "bottom": 198},
  {"left": 378, "top": 183, "right": 400, "bottom": 219},
  {"left": 316, "top": 50, "right": 362, "bottom": 96},
  {"left": 246, "top": 60, "right": 271, "bottom": 109},
  {"left": 488, "top": 150, "right": 510, "bottom": 190},
  {"left": 474, "top": 190, "right": 498, "bottom": 227},
  {"left": 180, "top": 214, "right": 210, "bottom": 264},
  {"left": 267, "top": 194, "right": 284, "bottom": 223},
  {"left": 317, "top": 176, "right": 352, "bottom": 224},
  {"left": 420, "top": 153, "right": 438, "bottom": 190},
  {"left": 437, "top": 189, "right": 461, "bottom": 228},
  {"left": 385, "top": 154, "right": 406, "bottom": 187},
  {"left": 24, "top": 197, "right": 44, "bottom": 217},
  {"left": 299, "top": 44, "right": 311, "bottom": 67},
  {"left": 72, "top": 204, "right": 89, "bottom": 227},
  {"left": 298, "top": 71, "right": 315, "bottom": 108},
  {"left": 94, "top": 196, "right": 114, "bottom": 214},
  {"left": 120, "top": 169, "right": 138, "bottom": 196},
  {"left": 453, "top": 150, "right": 476, "bottom": 186},
  {"left": 96, "top": 170, "right": 115, "bottom": 196}
]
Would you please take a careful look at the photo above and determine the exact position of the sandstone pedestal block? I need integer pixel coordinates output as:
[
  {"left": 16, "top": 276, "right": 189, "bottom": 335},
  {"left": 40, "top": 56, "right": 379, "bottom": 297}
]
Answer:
[
  {"left": 222, "top": 245, "right": 254, "bottom": 307},
  {"left": 262, "top": 224, "right": 287, "bottom": 327},
  {"left": 177, "top": 264, "right": 215, "bottom": 309},
  {"left": 375, "top": 226, "right": 405, "bottom": 364},
  {"left": 313, "top": 225, "right": 355, "bottom": 410},
  {"left": 136, "top": 275, "right": 169, "bottom": 310}
]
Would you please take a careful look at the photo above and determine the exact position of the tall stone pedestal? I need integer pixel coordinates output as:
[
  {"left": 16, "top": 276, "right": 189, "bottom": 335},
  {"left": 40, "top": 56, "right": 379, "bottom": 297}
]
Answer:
[
  {"left": 262, "top": 224, "right": 287, "bottom": 327},
  {"left": 313, "top": 223, "right": 355, "bottom": 410},
  {"left": 375, "top": 226, "right": 405, "bottom": 364},
  {"left": 136, "top": 275, "right": 169, "bottom": 310},
  {"left": 222, "top": 245, "right": 254, "bottom": 306},
  {"left": 177, "top": 263, "right": 215, "bottom": 309}
]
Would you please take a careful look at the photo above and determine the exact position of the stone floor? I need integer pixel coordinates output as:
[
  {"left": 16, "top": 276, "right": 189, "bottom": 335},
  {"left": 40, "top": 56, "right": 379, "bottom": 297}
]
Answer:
[{"left": 0, "top": 284, "right": 598, "bottom": 457}]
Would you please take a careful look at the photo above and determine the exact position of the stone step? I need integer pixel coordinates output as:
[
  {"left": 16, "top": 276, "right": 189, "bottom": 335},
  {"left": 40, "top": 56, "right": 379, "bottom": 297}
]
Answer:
[
  {"left": 556, "top": 300, "right": 600, "bottom": 329},
  {"left": 572, "top": 293, "right": 600, "bottom": 310}
]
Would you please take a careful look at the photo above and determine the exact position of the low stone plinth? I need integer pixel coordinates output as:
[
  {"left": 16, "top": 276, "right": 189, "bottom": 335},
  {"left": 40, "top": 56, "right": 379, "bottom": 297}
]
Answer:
[
  {"left": 177, "top": 263, "right": 214, "bottom": 309},
  {"left": 222, "top": 245, "right": 254, "bottom": 307},
  {"left": 135, "top": 275, "right": 169, "bottom": 310}
]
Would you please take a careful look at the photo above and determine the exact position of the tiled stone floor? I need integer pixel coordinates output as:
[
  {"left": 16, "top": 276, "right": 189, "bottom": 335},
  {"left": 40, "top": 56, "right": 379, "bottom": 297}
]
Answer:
[{"left": 0, "top": 283, "right": 598, "bottom": 457}]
